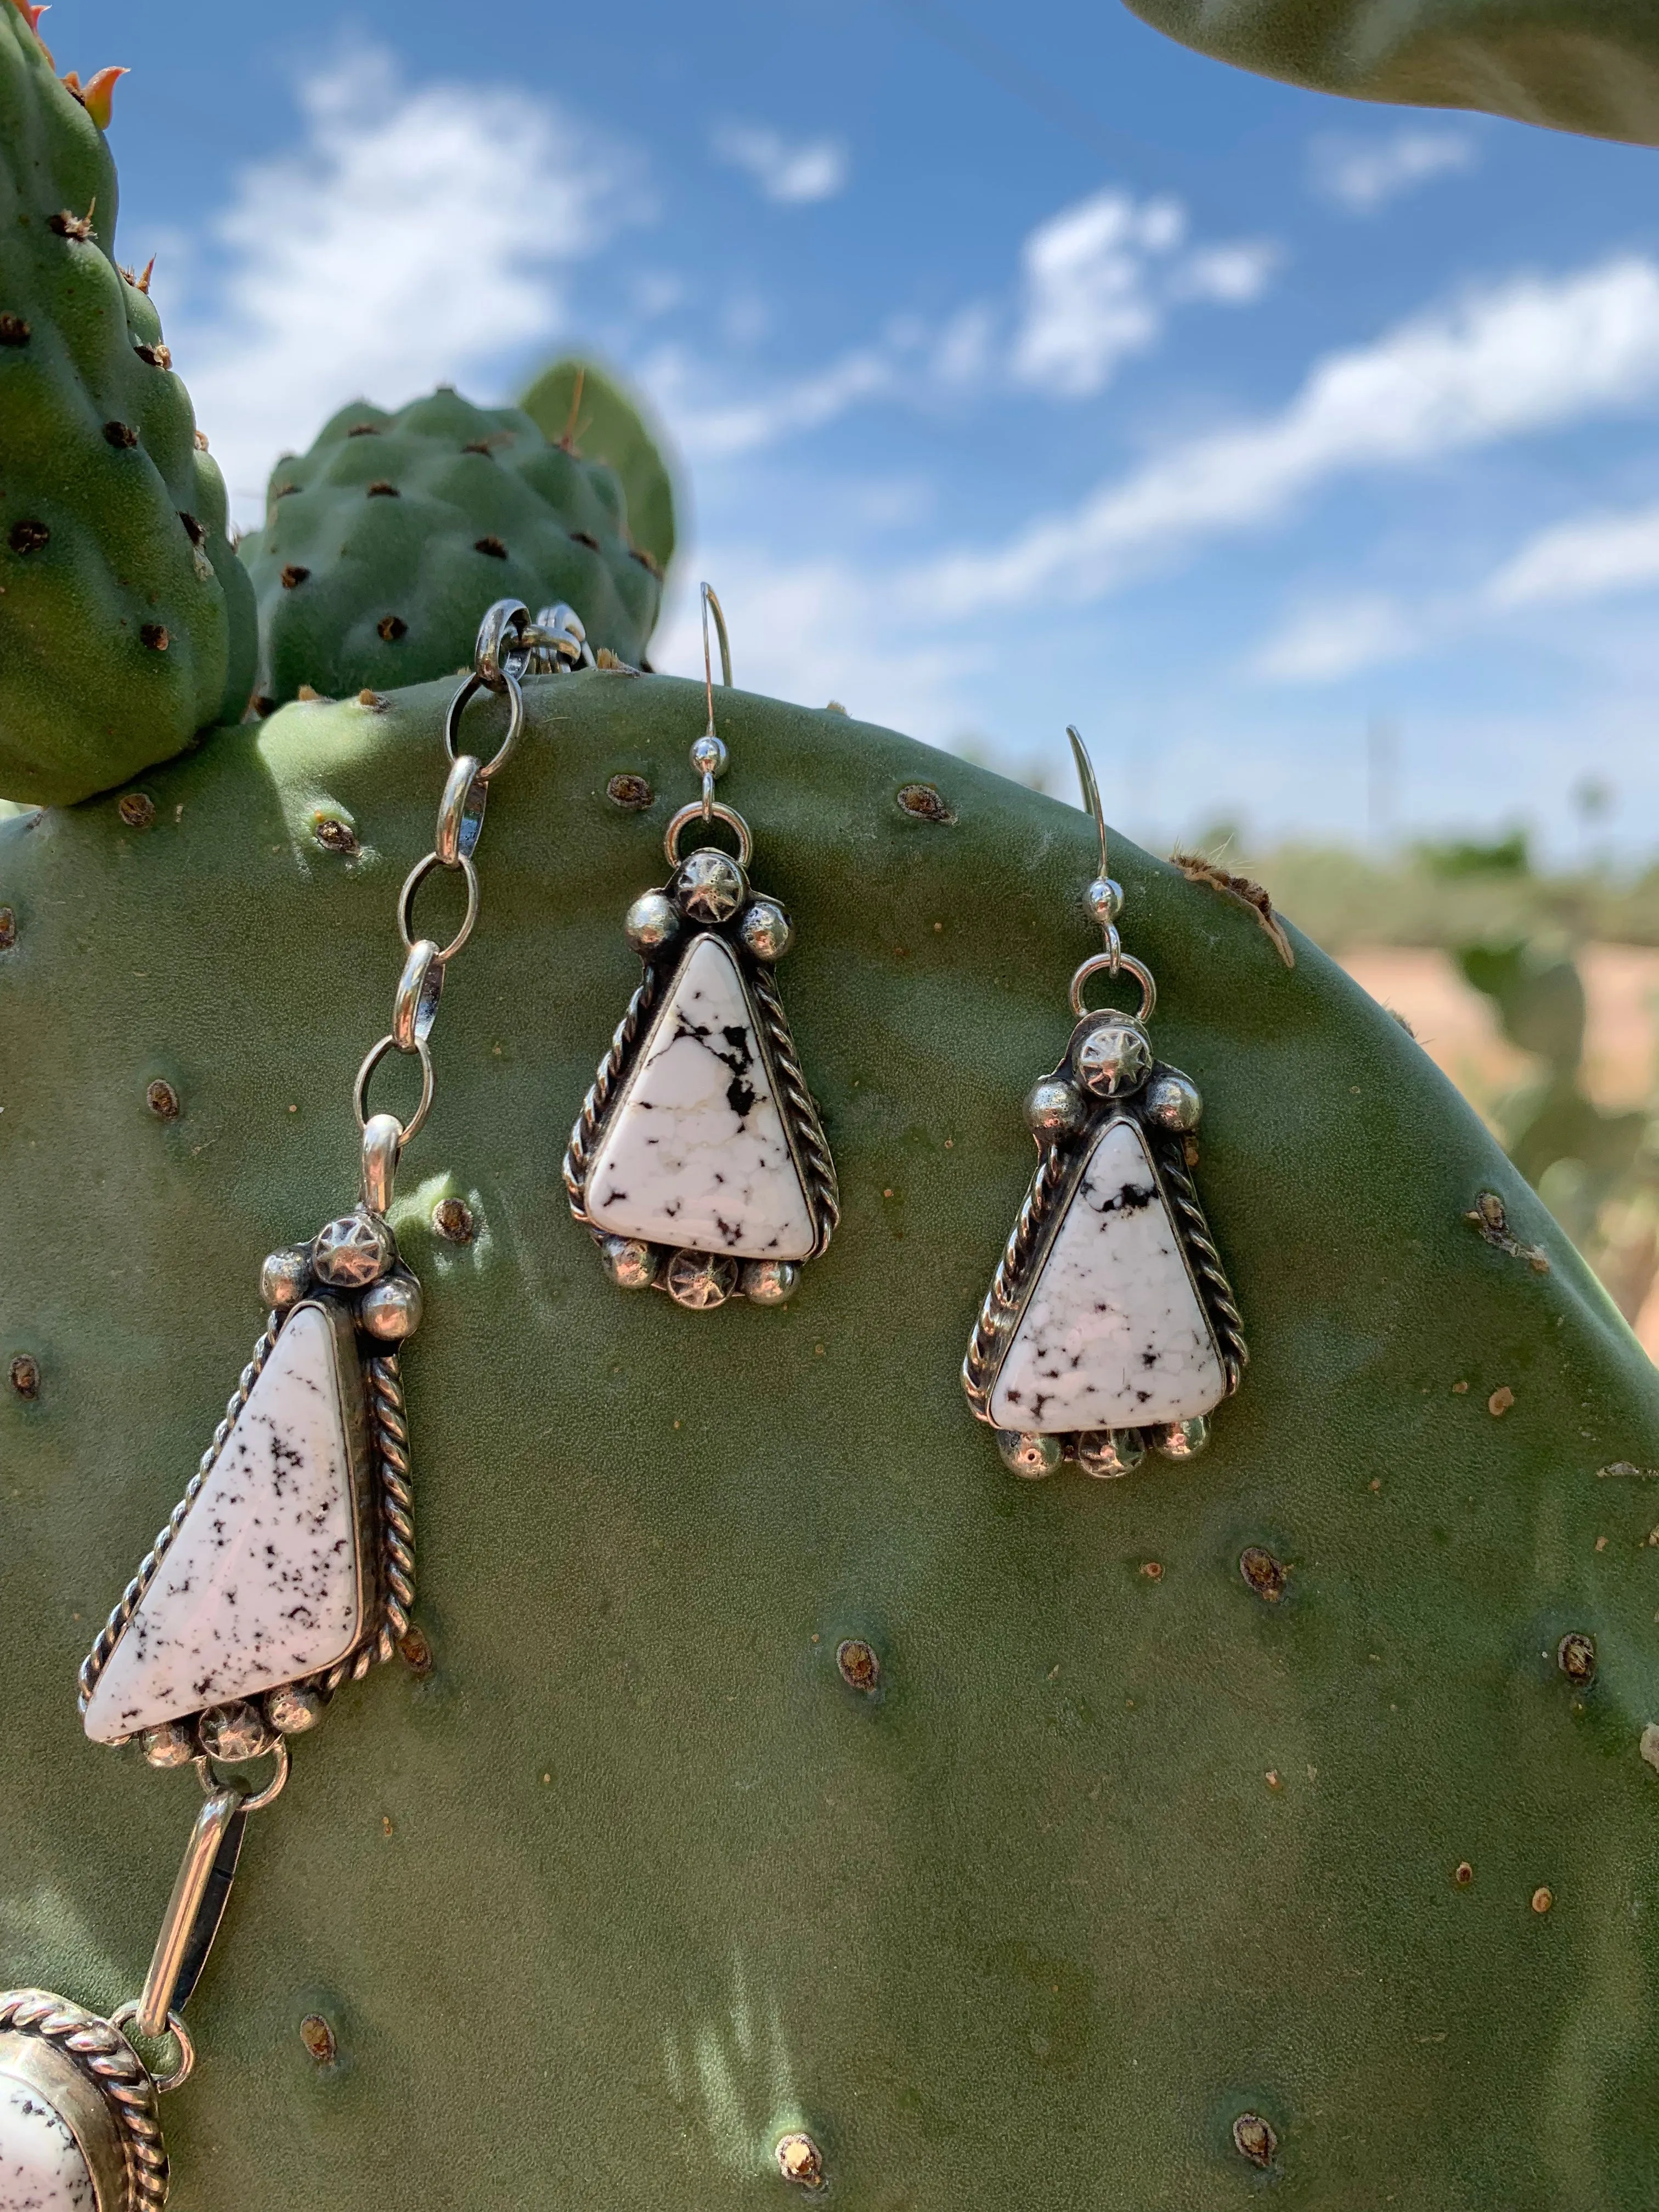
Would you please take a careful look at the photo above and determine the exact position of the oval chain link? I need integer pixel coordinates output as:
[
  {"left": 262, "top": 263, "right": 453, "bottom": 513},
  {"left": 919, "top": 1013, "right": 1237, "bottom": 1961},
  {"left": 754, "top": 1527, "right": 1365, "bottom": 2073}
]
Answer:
[{"left": 352, "top": 601, "right": 531, "bottom": 1181}]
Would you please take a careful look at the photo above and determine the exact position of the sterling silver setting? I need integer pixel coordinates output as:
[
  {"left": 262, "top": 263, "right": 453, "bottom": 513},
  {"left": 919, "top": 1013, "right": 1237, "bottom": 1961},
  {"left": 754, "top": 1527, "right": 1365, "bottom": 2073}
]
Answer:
[
  {"left": 0, "top": 1989, "right": 171, "bottom": 2211},
  {"left": 962, "top": 1024, "right": 1246, "bottom": 1471},
  {"left": 563, "top": 585, "right": 838, "bottom": 1308},
  {"left": 963, "top": 728, "right": 1246, "bottom": 1477},
  {"left": 77, "top": 1227, "right": 417, "bottom": 1761},
  {"left": 563, "top": 854, "right": 839, "bottom": 1306}
]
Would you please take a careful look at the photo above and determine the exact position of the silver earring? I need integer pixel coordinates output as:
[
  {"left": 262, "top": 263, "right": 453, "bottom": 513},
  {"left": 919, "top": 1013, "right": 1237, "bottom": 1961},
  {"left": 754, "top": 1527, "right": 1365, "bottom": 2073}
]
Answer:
[
  {"left": 563, "top": 584, "right": 838, "bottom": 1310},
  {"left": 963, "top": 727, "right": 1246, "bottom": 1479}
]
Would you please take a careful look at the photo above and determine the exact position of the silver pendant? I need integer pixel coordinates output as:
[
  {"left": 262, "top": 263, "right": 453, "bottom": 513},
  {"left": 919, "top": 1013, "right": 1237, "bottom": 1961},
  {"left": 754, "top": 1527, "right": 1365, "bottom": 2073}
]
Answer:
[
  {"left": 963, "top": 729, "right": 1246, "bottom": 1479},
  {"left": 5, "top": 604, "right": 545, "bottom": 2211},
  {"left": 76, "top": 1208, "right": 418, "bottom": 1767},
  {"left": 563, "top": 586, "right": 838, "bottom": 1310}
]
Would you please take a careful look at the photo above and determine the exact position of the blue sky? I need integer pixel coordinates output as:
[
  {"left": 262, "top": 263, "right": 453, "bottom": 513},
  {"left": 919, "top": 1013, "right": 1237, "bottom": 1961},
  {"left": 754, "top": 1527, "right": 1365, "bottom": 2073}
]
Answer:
[{"left": 52, "top": 0, "right": 1659, "bottom": 854}]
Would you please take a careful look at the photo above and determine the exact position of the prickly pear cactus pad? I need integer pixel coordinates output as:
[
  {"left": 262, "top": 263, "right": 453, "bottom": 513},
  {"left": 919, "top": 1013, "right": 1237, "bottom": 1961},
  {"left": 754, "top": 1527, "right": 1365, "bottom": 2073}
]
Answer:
[
  {"left": 242, "top": 390, "right": 663, "bottom": 709},
  {"left": 520, "top": 356, "right": 679, "bottom": 576},
  {"left": 0, "top": 4, "right": 256, "bottom": 807},
  {"left": 1121, "top": 0, "right": 1659, "bottom": 147},
  {"left": 3, "top": 675, "right": 1659, "bottom": 2209}
]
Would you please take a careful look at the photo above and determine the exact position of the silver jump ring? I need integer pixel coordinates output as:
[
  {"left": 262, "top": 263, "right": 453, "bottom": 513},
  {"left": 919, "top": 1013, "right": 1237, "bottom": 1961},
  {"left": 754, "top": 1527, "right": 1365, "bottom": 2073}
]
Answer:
[
  {"left": 194, "top": 1736, "right": 290, "bottom": 1815},
  {"left": 444, "top": 669, "right": 523, "bottom": 782},
  {"left": 472, "top": 597, "right": 530, "bottom": 693},
  {"left": 664, "top": 800, "right": 753, "bottom": 868},
  {"left": 1070, "top": 951, "right": 1156, "bottom": 1024},
  {"left": 111, "top": 2001, "right": 196, "bottom": 2095},
  {"left": 398, "top": 850, "right": 479, "bottom": 962},
  {"left": 355, "top": 1033, "right": 435, "bottom": 1144}
]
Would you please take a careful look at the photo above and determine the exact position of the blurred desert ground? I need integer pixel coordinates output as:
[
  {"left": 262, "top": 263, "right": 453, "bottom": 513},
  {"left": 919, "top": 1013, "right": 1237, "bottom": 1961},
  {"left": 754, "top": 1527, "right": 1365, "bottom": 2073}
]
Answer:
[
  {"left": 1249, "top": 832, "right": 1659, "bottom": 1359},
  {"left": 1339, "top": 944, "right": 1659, "bottom": 1128}
]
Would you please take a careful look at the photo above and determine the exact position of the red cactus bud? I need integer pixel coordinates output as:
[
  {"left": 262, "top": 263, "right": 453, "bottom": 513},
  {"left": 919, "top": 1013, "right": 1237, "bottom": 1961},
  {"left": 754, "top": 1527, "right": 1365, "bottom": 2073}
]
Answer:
[
  {"left": 82, "top": 65, "right": 128, "bottom": 128},
  {"left": 11, "top": 0, "right": 54, "bottom": 61},
  {"left": 136, "top": 255, "right": 155, "bottom": 295}
]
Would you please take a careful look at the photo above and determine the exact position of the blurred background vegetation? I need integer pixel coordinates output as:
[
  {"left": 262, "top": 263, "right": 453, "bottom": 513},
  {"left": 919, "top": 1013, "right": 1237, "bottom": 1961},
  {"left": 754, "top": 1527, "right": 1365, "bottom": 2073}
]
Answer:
[{"left": 1194, "top": 819, "right": 1659, "bottom": 1349}]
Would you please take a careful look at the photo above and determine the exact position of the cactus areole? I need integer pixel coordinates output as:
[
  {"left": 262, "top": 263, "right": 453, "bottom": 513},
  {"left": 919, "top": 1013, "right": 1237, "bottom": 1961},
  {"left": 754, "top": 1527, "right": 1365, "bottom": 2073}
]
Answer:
[{"left": 2, "top": 648, "right": 1659, "bottom": 2206}]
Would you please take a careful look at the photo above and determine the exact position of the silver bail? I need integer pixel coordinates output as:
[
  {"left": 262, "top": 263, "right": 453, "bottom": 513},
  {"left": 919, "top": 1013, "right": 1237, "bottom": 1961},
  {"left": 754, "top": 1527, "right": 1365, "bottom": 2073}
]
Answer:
[{"left": 360, "top": 1112, "right": 403, "bottom": 1215}]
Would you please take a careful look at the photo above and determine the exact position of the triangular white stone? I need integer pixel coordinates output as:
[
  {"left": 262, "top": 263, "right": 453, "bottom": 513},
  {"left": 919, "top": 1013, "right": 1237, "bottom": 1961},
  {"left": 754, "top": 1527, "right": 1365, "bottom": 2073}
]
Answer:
[
  {"left": 585, "top": 932, "right": 816, "bottom": 1261},
  {"left": 989, "top": 1116, "right": 1225, "bottom": 1433},
  {"left": 83, "top": 1304, "right": 365, "bottom": 1743}
]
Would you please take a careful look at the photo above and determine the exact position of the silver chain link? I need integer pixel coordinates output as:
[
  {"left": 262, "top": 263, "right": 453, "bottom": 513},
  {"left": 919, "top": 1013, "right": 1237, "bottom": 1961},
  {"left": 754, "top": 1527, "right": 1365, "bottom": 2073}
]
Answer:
[{"left": 351, "top": 599, "right": 550, "bottom": 1195}]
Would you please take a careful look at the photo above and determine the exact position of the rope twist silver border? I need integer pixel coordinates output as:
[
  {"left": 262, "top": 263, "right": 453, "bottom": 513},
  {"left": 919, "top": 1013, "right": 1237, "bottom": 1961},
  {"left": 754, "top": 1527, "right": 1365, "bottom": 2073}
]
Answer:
[
  {"left": 749, "top": 961, "right": 839, "bottom": 1255},
  {"left": 961, "top": 1143, "right": 1068, "bottom": 1419},
  {"left": 0, "top": 1989, "right": 169, "bottom": 2209},
  {"left": 79, "top": 1330, "right": 276, "bottom": 1714},
  {"left": 1150, "top": 1131, "right": 1248, "bottom": 1395},
  {"left": 562, "top": 965, "right": 662, "bottom": 1221},
  {"left": 961, "top": 1096, "right": 1245, "bottom": 1419}
]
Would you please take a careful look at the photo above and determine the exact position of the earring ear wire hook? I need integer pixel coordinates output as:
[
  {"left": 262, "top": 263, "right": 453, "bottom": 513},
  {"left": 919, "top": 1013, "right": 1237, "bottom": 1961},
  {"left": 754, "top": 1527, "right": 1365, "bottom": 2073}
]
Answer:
[
  {"left": 701, "top": 583, "right": 732, "bottom": 724},
  {"left": 695, "top": 583, "right": 735, "bottom": 821},
  {"left": 1065, "top": 723, "right": 1128, "bottom": 987},
  {"left": 1067, "top": 725, "right": 1108, "bottom": 886}
]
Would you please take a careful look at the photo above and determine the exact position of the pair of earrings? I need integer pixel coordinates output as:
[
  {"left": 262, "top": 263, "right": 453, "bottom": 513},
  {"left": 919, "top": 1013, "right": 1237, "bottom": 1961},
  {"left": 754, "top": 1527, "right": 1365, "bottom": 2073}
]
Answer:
[
  {"left": 566, "top": 621, "right": 1245, "bottom": 1480},
  {"left": 0, "top": 599, "right": 1244, "bottom": 2211}
]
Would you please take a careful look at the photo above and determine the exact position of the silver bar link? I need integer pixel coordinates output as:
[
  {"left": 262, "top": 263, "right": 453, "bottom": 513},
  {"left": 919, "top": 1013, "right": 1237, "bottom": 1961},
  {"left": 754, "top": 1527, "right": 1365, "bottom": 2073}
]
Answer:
[
  {"left": 435, "top": 754, "right": 486, "bottom": 866},
  {"left": 136, "top": 1787, "right": 246, "bottom": 2039},
  {"left": 360, "top": 1113, "right": 403, "bottom": 1214}
]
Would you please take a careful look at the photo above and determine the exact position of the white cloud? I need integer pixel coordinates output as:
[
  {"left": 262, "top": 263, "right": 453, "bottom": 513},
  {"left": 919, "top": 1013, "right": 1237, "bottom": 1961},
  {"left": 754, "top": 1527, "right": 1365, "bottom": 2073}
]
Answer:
[
  {"left": 644, "top": 343, "right": 894, "bottom": 462},
  {"left": 1310, "top": 127, "right": 1478, "bottom": 214},
  {"left": 624, "top": 187, "right": 1272, "bottom": 473},
  {"left": 1014, "top": 191, "right": 1182, "bottom": 397},
  {"left": 913, "top": 258, "right": 1659, "bottom": 617},
  {"left": 932, "top": 302, "right": 996, "bottom": 387},
  {"left": 712, "top": 122, "right": 849, "bottom": 206},
  {"left": 1251, "top": 594, "right": 1420, "bottom": 681},
  {"left": 1485, "top": 500, "right": 1659, "bottom": 608},
  {"left": 1171, "top": 241, "right": 1279, "bottom": 306},
  {"left": 651, "top": 552, "right": 960, "bottom": 741},
  {"left": 170, "top": 47, "right": 644, "bottom": 519},
  {"left": 1012, "top": 189, "right": 1274, "bottom": 398},
  {"left": 1250, "top": 491, "right": 1659, "bottom": 686}
]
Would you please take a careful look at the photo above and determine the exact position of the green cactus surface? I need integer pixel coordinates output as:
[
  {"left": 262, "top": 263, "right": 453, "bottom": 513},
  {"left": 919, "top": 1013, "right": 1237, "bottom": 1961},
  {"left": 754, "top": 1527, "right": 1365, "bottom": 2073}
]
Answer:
[
  {"left": 1121, "top": 0, "right": 1659, "bottom": 147},
  {"left": 0, "top": 5, "right": 256, "bottom": 808},
  {"left": 241, "top": 390, "right": 664, "bottom": 710},
  {"left": 520, "top": 356, "right": 679, "bottom": 576},
  {"left": 3, "top": 675, "right": 1659, "bottom": 2209}
]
